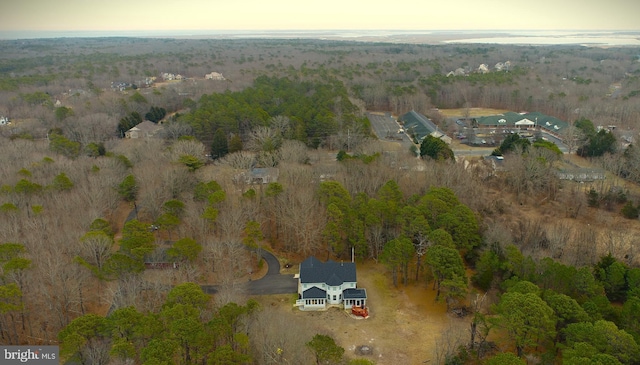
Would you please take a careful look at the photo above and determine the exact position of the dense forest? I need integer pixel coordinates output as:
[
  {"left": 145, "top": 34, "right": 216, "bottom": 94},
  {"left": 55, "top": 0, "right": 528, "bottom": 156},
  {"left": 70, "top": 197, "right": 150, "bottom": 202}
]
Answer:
[{"left": 0, "top": 37, "right": 639, "bottom": 364}]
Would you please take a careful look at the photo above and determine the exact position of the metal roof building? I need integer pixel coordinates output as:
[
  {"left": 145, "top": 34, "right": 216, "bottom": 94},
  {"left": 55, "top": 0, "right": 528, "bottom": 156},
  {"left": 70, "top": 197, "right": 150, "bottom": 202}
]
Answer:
[{"left": 399, "top": 110, "right": 440, "bottom": 142}]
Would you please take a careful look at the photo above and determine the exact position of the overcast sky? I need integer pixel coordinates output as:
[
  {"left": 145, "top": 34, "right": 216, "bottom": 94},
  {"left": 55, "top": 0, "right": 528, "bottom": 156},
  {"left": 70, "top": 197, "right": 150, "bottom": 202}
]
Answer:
[{"left": 1, "top": 0, "right": 638, "bottom": 32}]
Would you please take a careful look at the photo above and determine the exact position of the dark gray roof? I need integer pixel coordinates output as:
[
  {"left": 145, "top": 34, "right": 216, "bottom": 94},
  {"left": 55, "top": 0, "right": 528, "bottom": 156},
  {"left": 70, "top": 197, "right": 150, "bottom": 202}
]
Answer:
[
  {"left": 302, "top": 287, "right": 327, "bottom": 299},
  {"left": 399, "top": 110, "right": 438, "bottom": 141},
  {"left": 343, "top": 288, "right": 367, "bottom": 299},
  {"left": 299, "top": 257, "right": 357, "bottom": 285},
  {"left": 250, "top": 167, "right": 278, "bottom": 179}
]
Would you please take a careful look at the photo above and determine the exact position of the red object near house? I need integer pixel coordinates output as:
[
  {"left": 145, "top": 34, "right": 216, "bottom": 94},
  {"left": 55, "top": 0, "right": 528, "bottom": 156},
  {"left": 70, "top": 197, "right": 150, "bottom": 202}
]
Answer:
[{"left": 351, "top": 306, "right": 369, "bottom": 318}]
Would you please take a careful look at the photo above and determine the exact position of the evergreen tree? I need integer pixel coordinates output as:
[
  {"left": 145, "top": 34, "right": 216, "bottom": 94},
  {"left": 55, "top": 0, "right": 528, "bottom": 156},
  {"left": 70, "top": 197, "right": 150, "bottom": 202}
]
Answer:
[
  {"left": 420, "top": 135, "right": 454, "bottom": 160},
  {"left": 145, "top": 106, "right": 166, "bottom": 123},
  {"left": 211, "top": 129, "right": 229, "bottom": 159}
]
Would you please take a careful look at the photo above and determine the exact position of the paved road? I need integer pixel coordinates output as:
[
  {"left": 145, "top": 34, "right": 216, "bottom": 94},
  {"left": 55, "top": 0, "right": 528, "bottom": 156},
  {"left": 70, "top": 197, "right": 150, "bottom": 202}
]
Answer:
[{"left": 201, "top": 249, "right": 297, "bottom": 295}]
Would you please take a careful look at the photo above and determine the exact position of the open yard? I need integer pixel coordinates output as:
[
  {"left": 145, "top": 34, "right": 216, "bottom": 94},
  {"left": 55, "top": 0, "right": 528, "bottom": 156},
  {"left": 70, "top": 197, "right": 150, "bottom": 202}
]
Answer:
[{"left": 258, "top": 261, "right": 469, "bottom": 365}]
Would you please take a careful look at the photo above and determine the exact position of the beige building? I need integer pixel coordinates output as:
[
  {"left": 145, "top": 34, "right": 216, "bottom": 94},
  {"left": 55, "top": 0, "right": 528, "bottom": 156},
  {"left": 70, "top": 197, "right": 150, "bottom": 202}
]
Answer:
[{"left": 125, "top": 121, "right": 163, "bottom": 139}]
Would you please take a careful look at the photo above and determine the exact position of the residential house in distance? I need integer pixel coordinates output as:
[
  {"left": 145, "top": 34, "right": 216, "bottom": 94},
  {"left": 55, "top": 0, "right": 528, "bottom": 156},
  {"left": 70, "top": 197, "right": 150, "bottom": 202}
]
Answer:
[
  {"left": 446, "top": 68, "right": 467, "bottom": 77},
  {"left": 125, "top": 121, "right": 163, "bottom": 139},
  {"left": 111, "top": 81, "right": 133, "bottom": 92},
  {"left": 162, "top": 72, "right": 184, "bottom": 81},
  {"left": 494, "top": 61, "right": 511, "bottom": 71},
  {"left": 295, "top": 256, "right": 367, "bottom": 311},
  {"left": 205, "top": 72, "right": 226, "bottom": 80},
  {"left": 236, "top": 168, "right": 279, "bottom": 185},
  {"left": 0, "top": 116, "right": 10, "bottom": 126}
]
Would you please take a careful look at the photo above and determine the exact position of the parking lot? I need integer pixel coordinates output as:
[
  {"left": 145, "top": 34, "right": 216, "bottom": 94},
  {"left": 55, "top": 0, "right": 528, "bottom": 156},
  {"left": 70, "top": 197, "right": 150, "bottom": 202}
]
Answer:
[{"left": 366, "top": 112, "right": 415, "bottom": 151}]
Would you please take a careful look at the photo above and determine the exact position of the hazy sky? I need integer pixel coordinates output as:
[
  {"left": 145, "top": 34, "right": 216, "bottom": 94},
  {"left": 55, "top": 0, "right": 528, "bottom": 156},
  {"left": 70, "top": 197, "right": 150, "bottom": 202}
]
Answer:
[{"left": 1, "top": 0, "right": 639, "bottom": 32}]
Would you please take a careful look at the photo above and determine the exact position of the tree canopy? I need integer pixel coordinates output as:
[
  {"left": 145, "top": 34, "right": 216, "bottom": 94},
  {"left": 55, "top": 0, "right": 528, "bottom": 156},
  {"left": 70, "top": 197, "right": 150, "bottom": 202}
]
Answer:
[
  {"left": 420, "top": 135, "right": 454, "bottom": 160},
  {"left": 181, "top": 76, "right": 366, "bottom": 145}
]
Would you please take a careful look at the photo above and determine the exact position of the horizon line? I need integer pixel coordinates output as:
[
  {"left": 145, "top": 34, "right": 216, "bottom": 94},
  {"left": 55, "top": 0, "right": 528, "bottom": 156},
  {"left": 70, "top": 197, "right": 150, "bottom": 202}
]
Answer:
[{"left": 2, "top": 29, "right": 639, "bottom": 41}]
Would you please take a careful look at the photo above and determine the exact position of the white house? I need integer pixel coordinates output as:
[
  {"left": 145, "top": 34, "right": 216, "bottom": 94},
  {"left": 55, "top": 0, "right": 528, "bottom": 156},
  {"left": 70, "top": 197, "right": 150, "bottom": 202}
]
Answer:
[
  {"left": 295, "top": 256, "right": 367, "bottom": 311},
  {"left": 477, "top": 64, "right": 489, "bottom": 74},
  {"left": 205, "top": 72, "right": 225, "bottom": 80},
  {"left": 0, "top": 117, "right": 9, "bottom": 126},
  {"left": 162, "top": 72, "right": 176, "bottom": 81}
]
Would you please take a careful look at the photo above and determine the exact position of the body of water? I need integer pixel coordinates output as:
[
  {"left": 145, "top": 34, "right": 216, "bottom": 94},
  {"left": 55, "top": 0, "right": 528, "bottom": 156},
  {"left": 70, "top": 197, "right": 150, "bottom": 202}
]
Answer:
[{"left": 1, "top": 29, "right": 639, "bottom": 47}]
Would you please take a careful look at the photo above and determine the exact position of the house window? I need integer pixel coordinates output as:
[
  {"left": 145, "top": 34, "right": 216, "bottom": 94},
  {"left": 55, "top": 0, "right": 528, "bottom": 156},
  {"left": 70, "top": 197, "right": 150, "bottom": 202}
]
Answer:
[
  {"left": 339, "top": 294, "right": 341, "bottom": 300},
  {"left": 333, "top": 295, "right": 336, "bottom": 301},
  {"left": 327, "top": 294, "right": 330, "bottom": 299}
]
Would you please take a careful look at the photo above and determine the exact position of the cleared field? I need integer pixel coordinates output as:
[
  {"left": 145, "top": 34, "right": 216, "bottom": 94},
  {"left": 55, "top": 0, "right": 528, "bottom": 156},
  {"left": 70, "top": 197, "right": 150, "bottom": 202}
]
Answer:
[{"left": 439, "top": 108, "right": 510, "bottom": 118}]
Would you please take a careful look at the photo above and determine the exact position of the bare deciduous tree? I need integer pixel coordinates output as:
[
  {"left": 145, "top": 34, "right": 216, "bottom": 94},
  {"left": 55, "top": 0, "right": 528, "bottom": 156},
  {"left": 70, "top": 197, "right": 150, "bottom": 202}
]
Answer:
[
  {"left": 249, "top": 307, "right": 315, "bottom": 365},
  {"left": 279, "top": 140, "right": 310, "bottom": 164},
  {"left": 168, "top": 139, "right": 206, "bottom": 161},
  {"left": 219, "top": 151, "right": 256, "bottom": 169},
  {"left": 162, "top": 121, "right": 194, "bottom": 140}
]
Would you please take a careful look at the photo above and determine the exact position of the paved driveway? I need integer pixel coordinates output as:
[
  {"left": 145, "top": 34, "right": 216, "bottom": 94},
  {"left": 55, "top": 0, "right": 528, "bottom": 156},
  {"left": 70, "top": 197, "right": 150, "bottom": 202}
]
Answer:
[{"left": 201, "top": 249, "right": 297, "bottom": 295}]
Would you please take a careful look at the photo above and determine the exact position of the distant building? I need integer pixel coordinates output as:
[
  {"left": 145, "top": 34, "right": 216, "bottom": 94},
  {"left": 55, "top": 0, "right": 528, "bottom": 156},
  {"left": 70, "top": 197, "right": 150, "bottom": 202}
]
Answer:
[
  {"left": 475, "top": 112, "right": 568, "bottom": 136},
  {"left": 0, "top": 116, "right": 10, "bottom": 126},
  {"left": 398, "top": 110, "right": 441, "bottom": 143},
  {"left": 236, "top": 168, "right": 279, "bottom": 184},
  {"left": 111, "top": 81, "right": 133, "bottom": 92},
  {"left": 205, "top": 72, "right": 225, "bottom": 80},
  {"left": 494, "top": 61, "right": 511, "bottom": 71},
  {"left": 447, "top": 68, "right": 467, "bottom": 77},
  {"left": 162, "top": 72, "right": 176, "bottom": 81},
  {"left": 125, "top": 121, "right": 163, "bottom": 139},
  {"left": 431, "top": 130, "right": 452, "bottom": 145}
]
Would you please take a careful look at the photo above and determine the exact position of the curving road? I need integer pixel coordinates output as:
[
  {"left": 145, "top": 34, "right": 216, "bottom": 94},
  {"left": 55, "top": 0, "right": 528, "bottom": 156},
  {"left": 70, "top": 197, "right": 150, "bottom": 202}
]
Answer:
[{"left": 200, "top": 249, "right": 297, "bottom": 295}]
